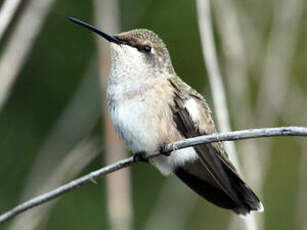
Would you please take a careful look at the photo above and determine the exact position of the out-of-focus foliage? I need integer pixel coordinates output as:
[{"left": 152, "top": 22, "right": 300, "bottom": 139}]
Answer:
[{"left": 0, "top": 0, "right": 306, "bottom": 230}]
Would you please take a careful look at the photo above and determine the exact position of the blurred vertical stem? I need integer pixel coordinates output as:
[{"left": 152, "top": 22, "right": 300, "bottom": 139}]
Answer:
[
  {"left": 212, "top": 0, "right": 265, "bottom": 229},
  {"left": 196, "top": 0, "right": 239, "bottom": 168},
  {"left": 0, "top": 0, "right": 22, "bottom": 40},
  {"left": 0, "top": 0, "right": 55, "bottom": 111},
  {"left": 256, "top": 0, "right": 304, "bottom": 124},
  {"left": 254, "top": 0, "right": 303, "bottom": 226},
  {"left": 196, "top": 0, "right": 259, "bottom": 230},
  {"left": 94, "top": 1, "right": 133, "bottom": 230},
  {"left": 212, "top": 0, "right": 252, "bottom": 126}
]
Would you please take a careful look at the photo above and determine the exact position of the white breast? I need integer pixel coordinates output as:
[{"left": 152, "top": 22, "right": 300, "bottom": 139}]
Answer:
[
  {"left": 109, "top": 97, "right": 200, "bottom": 175},
  {"left": 110, "top": 99, "right": 162, "bottom": 154}
]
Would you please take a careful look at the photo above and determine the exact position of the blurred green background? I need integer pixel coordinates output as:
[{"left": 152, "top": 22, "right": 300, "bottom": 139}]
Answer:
[{"left": 0, "top": 0, "right": 306, "bottom": 230}]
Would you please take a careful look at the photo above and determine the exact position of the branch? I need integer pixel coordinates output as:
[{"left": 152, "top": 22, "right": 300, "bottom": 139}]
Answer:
[
  {"left": 7, "top": 138, "right": 99, "bottom": 230},
  {"left": 0, "top": 126, "right": 306, "bottom": 224}
]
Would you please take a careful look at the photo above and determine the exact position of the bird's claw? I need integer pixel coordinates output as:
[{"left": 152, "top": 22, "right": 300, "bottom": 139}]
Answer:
[
  {"left": 133, "top": 152, "right": 149, "bottom": 163},
  {"left": 159, "top": 146, "right": 171, "bottom": 156}
]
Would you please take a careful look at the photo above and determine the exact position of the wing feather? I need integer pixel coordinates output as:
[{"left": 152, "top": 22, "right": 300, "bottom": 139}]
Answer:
[{"left": 169, "top": 77, "right": 262, "bottom": 213}]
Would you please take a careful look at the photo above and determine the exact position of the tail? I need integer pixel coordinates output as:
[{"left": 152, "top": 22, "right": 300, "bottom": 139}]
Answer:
[
  {"left": 222, "top": 162, "right": 264, "bottom": 215},
  {"left": 175, "top": 159, "right": 263, "bottom": 216},
  {"left": 171, "top": 97, "right": 263, "bottom": 215}
]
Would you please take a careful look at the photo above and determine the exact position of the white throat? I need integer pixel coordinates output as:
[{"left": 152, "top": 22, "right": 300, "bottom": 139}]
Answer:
[{"left": 107, "top": 44, "right": 160, "bottom": 105}]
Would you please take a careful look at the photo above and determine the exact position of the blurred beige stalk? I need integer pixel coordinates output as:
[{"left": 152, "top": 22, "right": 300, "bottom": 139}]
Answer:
[
  {"left": 248, "top": 0, "right": 303, "bottom": 223},
  {"left": 0, "top": 0, "right": 55, "bottom": 110},
  {"left": 212, "top": 0, "right": 252, "bottom": 126},
  {"left": 0, "top": 0, "right": 22, "bottom": 39},
  {"left": 196, "top": 0, "right": 259, "bottom": 230},
  {"left": 253, "top": 0, "right": 303, "bottom": 199},
  {"left": 213, "top": 0, "right": 305, "bottom": 230},
  {"left": 94, "top": 1, "right": 133, "bottom": 230},
  {"left": 196, "top": 0, "right": 239, "bottom": 168},
  {"left": 256, "top": 0, "right": 304, "bottom": 124},
  {"left": 250, "top": 0, "right": 305, "bottom": 186},
  {"left": 212, "top": 0, "right": 265, "bottom": 230},
  {"left": 7, "top": 138, "right": 99, "bottom": 230}
]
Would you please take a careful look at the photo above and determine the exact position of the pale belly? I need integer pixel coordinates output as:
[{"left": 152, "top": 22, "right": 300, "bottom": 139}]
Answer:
[
  {"left": 109, "top": 99, "right": 163, "bottom": 153},
  {"left": 109, "top": 99, "right": 198, "bottom": 175}
]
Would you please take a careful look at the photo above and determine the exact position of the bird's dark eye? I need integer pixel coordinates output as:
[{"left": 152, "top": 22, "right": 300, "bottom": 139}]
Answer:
[{"left": 143, "top": 45, "right": 151, "bottom": 53}]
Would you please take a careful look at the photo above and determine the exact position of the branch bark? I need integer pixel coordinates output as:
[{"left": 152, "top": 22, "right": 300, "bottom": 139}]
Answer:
[{"left": 0, "top": 126, "right": 306, "bottom": 224}]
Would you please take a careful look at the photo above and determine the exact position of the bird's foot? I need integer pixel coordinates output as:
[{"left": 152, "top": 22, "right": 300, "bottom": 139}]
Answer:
[
  {"left": 133, "top": 152, "right": 149, "bottom": 163},
  {"left": 159, "top": 145, "right": 171, "bottom": 156}
]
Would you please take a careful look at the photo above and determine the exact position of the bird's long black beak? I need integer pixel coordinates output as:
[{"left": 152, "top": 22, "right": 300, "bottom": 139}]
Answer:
[{"left": 68, "top": 17, "right": 125, "bottom": 44}]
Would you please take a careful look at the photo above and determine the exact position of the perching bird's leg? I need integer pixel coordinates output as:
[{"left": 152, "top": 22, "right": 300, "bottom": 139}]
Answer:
[{"left": 133, "top": 152, "right": 149, "bottom": 163}]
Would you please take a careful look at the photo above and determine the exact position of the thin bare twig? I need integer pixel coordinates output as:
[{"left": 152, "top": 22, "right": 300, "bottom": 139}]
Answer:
[
  {"left": 7, "top": 138, "right": 99, "bottom": 230},
  {"left": 19, "top": 58, "right": 101, "bottom": 199},
  {"left": 0, "top": 126, "right": 306, "bottom": 225}
]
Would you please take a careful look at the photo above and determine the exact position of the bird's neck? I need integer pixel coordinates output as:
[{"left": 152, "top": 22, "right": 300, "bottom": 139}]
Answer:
[{"left": 107, "top": 69, "right": 159, "bottom": 106}]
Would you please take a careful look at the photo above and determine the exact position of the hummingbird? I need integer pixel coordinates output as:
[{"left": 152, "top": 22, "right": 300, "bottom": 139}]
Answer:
[{"left": 69, "top": 17, "right": 263, "bottom": 216}]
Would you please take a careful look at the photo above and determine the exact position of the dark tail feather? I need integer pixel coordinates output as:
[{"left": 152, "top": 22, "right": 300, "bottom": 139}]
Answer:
[
  {"left": 171, "top": 103, "right": 263, "bottom": 215},
  {"left": 222, "top": 163, "right": 263, "bottom": 215},
  {"left": 175, "top": 164, "right": 263, "bottom": 215},
  {"left": 175, "top": 167, "right": 238, "bottom": 210}
]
